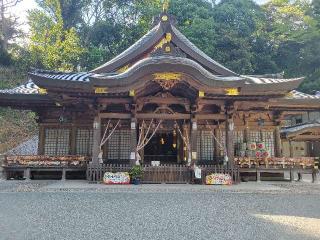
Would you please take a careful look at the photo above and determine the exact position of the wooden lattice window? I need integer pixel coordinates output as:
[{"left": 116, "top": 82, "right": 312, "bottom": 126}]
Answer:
[
  {"left": 249, "top": 131, "right": 261, "bottom": 142},
  {"left": 262, "top": 131, "right": 275, "bottom": 157},
  {"left": 197, "top": 130, "right": 214, "bottom": 161},
  {"left": 233, "top": 131, "right": 244, "bottom": 156},
  {"left": 217, "top": 129, "right": 226, "bottom": 156},
  {"left": 44, "top": 128, "right": 70, "bottom": 155},
  {"left": 107, "top": 130, "right": 131, "bottom": 161},
  {"left": 249, "top": 130, "right": 275, "bottom": 156},
  {"left": 76, "top": 129, "right": 93, "bottom": 156}
]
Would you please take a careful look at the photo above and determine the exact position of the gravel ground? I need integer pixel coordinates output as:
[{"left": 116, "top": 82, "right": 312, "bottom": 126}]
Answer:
[{"left": 0, "top": 181, "right": 320, "bottom": 240}]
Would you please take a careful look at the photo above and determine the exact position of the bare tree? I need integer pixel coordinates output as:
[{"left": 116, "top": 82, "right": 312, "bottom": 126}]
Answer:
[{"left": 0, "top": 0, "right": 22, "bottom": 51}]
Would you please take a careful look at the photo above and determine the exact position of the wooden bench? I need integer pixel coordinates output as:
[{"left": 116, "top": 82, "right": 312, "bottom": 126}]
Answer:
[
  {"left": 239, "top": 166, "right": 318, "bottom": 183},
  {"left": 3, "top": 155, "right": 89, "bottom": 180}
]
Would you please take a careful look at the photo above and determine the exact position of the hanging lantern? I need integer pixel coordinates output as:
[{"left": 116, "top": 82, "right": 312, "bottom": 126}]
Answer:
[
  {"left": 93, "top": 121, "right": 100, "bottom": 129},
  {"left": 228, "top": 120, "right": 234, "bottom": 131},
  {"left": 173, "top": 129, "right": 177, "bottom": 148},
  {"left": 258, "top": 118, "right": 265, "bottom": 127},
  {"left": 59, "top": 115, "right": 65, "bottom": 123}
]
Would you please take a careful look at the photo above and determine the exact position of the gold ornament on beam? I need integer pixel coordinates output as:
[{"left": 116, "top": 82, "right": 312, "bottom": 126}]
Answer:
[
  {"left": 117, "top": 65, "right": 129, "bottom": 73},
  {"left": 165, "top": 33, "right": 172, "bottom": 42},
  {"left": 225, "top": 88, "right": 240, "bottom": 96},
  {"left": 285, "top": 91, "right": 294, "bottom": 98},
  {"left": 199, "top": 91, "right": 205, "bottom": 98},
  {"left": 153, "top": 72, "right": 181, "bottom": 81},
  {"left": 154, "top": 33, "right": 171, "bottom": 50},
  {"left": 95, "top": 87, "right": 108, "bottom": 94},
  {"left": 129, "top": 90, "right": 135, "bottom": 97},
  {"left": 38, "top": 88, "right": 47, "bottom": 95},
  {"left": 153, "top": 72, "right": 182, "bottom": 90}
]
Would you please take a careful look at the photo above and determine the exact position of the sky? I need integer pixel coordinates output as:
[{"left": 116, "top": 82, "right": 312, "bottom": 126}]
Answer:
[{"left": 11, "top": 0, "right": 269, "bottom": 33}]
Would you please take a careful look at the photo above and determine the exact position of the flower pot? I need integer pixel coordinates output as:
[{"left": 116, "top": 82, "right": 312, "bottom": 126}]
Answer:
[{"left": 133, "top": 178, "right": 141, "bottom": 185}]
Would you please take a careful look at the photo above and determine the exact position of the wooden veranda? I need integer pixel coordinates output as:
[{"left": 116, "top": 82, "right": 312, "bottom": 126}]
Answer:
[{"left": 86, "top": 162, "right": 240, "bottom": 184}]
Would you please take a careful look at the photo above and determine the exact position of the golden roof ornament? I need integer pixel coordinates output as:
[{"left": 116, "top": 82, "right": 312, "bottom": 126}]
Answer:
[{"left": 162, "top": 0, "right": 170, "bottom": 12}]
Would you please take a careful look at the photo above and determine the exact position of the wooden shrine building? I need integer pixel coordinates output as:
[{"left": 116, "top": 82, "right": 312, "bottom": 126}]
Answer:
[{"left": 1, "top": 9, "right": 320, "bottom": 183}]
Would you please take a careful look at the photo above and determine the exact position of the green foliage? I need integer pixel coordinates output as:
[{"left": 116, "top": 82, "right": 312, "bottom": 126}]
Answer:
[
  {"left": 28, "top": 0, "right": 84, "bottom": 71},
  {"left": 0, "top": 68, "right": 37, "bottom": 153},
  {"left": 129, "top": 165, "right": 143, "bottom": 179},
  {"left": 169, "top": 0, "right": 217, "bottom": 59}
]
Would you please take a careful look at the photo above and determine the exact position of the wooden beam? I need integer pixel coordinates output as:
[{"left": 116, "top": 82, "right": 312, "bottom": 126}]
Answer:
[
  {"left": 196, "top": 114, "right": 226, "bottom": 120},
  {"left": 290, "top": 135, "right": 320, "bottom": 141},
  {"left": 100, "top": 113, "right": 132, "bottom": 119},
  {"left": 137, "top": 96, "right": 190, "bottom": 105},
  {"left": 196, "top": 99, "right": 225, "bottom": 106},
  {"left": 97, "top": 98, "right": 132, "bottom": 104},
  {"left": 136, "top": 113, "right": 190, "bottom": 120}
]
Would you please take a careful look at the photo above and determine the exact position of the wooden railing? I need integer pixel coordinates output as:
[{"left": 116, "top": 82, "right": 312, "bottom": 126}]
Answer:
[
  {"left": 87, "top": 163, "right": 240, "bottom": 184},
  {"left": 142, "top": 164, "right": 191, "bottom": 183},
  {"left": 198, "top": 163, "right": 240, "bottom": 184},
  {"left": 87, "top": 164, "right": 132, "bottom": 182}
]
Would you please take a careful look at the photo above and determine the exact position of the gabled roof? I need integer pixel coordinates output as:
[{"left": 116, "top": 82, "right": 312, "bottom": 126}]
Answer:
[
  {"left": 25, "top": 12, "right": 306, "bottom": 95},
  {"left": 91, "top": 13, "right": 237, "bottom": 76},
  {"left": 281, "top": 120, "right": 320, "bottom": 140},
  {"left": 0, "top": 80, "right": 39, "bottom": 94},
  {"left": 0, "top": 80, "right": 53, "bottom": 108},
  {"left": 286, "top": 90, "right": 320, "bottom": 100}
]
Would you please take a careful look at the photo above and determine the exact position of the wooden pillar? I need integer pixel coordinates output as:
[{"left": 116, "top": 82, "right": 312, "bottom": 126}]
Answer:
[
  {"left": 191, "top": 119, "right": 198, "bottom": 165},
  {"left": 38, "top": 125, "right": 45, "bottom": 155},
  {"left": 244, "top": 126, "right": 250, "bottom": 143},
  {"left": 183, "top": 124, "right": 190, "bottom": 163},
  {"left": 92, "top": 114, "right": 101, "bottom": 165},
  {"left": 70, "top": 125, "right": 77, "bottom": 155},
  {"left": 214, "top": 128, "right": 220, "bottom": 157},
  {"left": 256, "top": 169, "right": 261, "bottom": 182},
  {"left": 24, "top": 168, "right": 31, "bottom": 181},
  {"left": 61, "top": 168, "right": 66, "bottom": 181},
  {"left": 274, "top": 126, "right": 282, "bottom": 157},
  {"left": 130, "top": 119, "right": 137, "bottom": 166},
  {"left": 225, "top": 117, "right": 234, "bottom": 165},
  {"left": 289, "top": 139, "right": 294, "bottom": 158}
]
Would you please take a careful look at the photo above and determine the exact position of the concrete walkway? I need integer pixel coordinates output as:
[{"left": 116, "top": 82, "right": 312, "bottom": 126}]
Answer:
[{"left": 42, "top": 180, "right": 284, "bottom": 192}]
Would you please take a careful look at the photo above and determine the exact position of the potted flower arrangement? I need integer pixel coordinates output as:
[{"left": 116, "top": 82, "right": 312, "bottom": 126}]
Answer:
[{"left": 129, "top": 165, "right": 143, "bottom": 185}]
